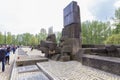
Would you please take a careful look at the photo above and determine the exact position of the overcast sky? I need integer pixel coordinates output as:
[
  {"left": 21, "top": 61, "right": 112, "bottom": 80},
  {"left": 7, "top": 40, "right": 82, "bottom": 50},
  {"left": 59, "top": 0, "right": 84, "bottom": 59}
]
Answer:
[{"left": 0, "top": 0, "right": 120, "bottom": 35}]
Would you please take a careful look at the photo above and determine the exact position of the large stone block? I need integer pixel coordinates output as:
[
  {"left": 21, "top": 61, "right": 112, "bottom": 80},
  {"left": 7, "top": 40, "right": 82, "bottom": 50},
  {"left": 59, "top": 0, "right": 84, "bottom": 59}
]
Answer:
[
  {"left": 64, "top": 1, "right": 80, "bottom": 26},
  {"left": 105, "top": 45, "right": 117, "bottom": 52},
  {"left": 47, "top": 42, "right": 57, "bottom": 51},
  {"left": 46, "top": 34, "right": 56, "bottom": 43},
  {"left": 40, "top": 40, "right": 48, "bottom": 48},
  {"left": 39, "top": 47, "right": 49, "bottom": 53},
  {"left": 60, "top": 38, "right": 81, "bottom": 60},
  {"left": 61, "top": 46, "right": 72, "bottom": 53},
  {"left": 40, "top": 41, "right": 57, "bottom": 51},
  {"left": 16, "top": 56, "right": 48, "bottom": 66},
  {"left": 51, "top": 54, "right": 61, "bottom": 61},
  {"left": 59, "top": 55, "right": 70, "bottom": 61},
  {"left": 105, "top": 45, "right": 120, "bottom": 57},
  {"left": 63, "top": 23, "right": 80, "bottom": 38},
  {"left": 82, "top": 54, "right": 120, "bottom": 76}
]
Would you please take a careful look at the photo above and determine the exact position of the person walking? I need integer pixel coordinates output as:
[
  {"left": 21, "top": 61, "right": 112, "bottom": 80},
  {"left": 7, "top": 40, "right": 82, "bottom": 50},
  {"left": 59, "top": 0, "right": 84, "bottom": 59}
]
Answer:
[
  {"left": 0, "top": 48, "right": 6, "bottom": 72},
  {"left": 12, "top": 46, "right": 16, "bottom": 54},
  {"left": 5, "top": 47, "right": 11, "bottom": 65}
]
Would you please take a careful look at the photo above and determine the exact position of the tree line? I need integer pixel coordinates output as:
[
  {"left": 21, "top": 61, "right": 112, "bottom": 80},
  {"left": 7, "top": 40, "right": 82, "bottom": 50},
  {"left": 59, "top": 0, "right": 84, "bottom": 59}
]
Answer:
[
  {"left": 0, "top": 8, "right": 120, "bottom": 46},
  {"left": 82, "top": 8, "right": 120, "bottom": 45},
  {"left": 0, "top": 28, "right": 61, "bottom": 46}
]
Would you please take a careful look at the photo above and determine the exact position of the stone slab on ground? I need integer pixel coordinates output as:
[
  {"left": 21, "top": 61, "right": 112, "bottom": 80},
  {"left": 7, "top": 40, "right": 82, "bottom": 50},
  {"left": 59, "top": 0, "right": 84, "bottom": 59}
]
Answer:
[
  {"left": 18, "top": 48, "right": 28, "bottom": 55},
  {"left": 22, "top": 48, "right": 45, "bottom": 56},
  {"left": 37, "top": 60, "right": 120, "bottom": 80},
  {"left": 17, "top": 65, "right": 39, "bottom": 73},
  {"left": 18, "top": 71, "right": 49, "bottom": 80},
  {"left": 16, "top": 55, "right": 48, "bottom": 66}
]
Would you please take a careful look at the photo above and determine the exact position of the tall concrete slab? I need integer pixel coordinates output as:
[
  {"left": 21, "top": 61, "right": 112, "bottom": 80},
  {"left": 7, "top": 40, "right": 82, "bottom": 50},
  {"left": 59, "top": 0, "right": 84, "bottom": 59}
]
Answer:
[
  {"left": 60, "top": 1, "right": 81, "bottom": 60},
  {"left": 64, "top": 1, "right": 80, "bottom": 27}
]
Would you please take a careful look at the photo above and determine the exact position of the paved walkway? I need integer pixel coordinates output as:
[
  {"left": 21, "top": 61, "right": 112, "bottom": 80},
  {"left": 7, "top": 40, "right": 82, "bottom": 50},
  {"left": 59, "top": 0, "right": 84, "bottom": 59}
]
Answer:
[
  {"left": 37, "top": 61, "right": 120, "bottom": 80},
  {"left": 10, "top": 48, "right": 49, "bottom": 80},
  {"left": 0, "top": 50, "right": 17, "bottom": 80},
  {"left": 1, "top": 48, "right": 120, "bottom": 80},
  {"left": 22, "top": 48, "right": 120, "bottom": 80}
]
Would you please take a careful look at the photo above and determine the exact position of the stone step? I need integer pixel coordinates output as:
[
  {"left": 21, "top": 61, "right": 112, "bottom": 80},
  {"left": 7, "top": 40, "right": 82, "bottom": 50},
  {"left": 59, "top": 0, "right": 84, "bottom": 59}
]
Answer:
[{"left": 16, "top": 55, "right": 48, "bottom": 66}]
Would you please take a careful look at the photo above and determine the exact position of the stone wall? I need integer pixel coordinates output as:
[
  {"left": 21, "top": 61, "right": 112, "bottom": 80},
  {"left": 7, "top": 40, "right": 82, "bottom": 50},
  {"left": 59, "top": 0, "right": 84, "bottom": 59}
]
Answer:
[
  {"left": 76, "top": 47, "right": 120, "bottom": 75},
  {"left": 82, "top": 54, "right": 120, "bottom": 76}
]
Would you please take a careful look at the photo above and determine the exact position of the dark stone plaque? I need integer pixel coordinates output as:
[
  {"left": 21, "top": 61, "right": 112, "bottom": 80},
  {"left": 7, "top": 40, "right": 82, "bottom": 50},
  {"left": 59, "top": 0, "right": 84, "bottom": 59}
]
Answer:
[{"left": 64, "top": 1, "right": 80, "bottom": 26}]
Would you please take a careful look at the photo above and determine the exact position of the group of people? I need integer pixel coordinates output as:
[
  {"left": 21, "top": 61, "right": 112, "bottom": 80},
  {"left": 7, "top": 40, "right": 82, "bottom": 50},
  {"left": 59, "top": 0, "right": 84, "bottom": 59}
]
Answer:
[{"left": 0, "top": 45, "right": 17, "bottom": 72}]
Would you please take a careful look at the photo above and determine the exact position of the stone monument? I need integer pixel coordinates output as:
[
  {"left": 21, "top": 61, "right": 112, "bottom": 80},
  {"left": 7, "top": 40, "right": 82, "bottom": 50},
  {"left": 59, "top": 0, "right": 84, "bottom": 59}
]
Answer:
[
  {"left": 38, "top": 1, "right": 81, "bottom": 61},
  {"left": 59, "top": 1, "right": 81, "bottom": 61},
  {"left": 39, "top": 34, "right": 58, "bottom": 58}
]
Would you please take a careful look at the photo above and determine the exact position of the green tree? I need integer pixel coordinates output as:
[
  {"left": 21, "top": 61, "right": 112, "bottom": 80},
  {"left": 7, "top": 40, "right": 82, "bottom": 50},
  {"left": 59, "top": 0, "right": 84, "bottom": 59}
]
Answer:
[
  {"left": 56, "top": 32, "right": 61, "bottom": 44},
  {"left": 16, "top": 34, "right": 23, "bottom": 45},
  {"left": 22, "top": 33, "right": 32, "bottom": 46},
  {"left": 6, "top": 32, "right": 12, "bottom": 45},
  {"left": 30, "top": 35, "right": 38, "bottom": 45},
  {"left": 0, "top": 32, "right": 4, "bottom": 44},
  {"left": 104, "top": 34, "right": 120, "bottom": 44},
  {"left": 82, "top": 21, "right": 111, "bottom": 44},
  {"left": 113, "top": 8, "right": 120, "bottom": 34},
  {"left": 12, "top": 35, "right": 16, "bottom": 45}
]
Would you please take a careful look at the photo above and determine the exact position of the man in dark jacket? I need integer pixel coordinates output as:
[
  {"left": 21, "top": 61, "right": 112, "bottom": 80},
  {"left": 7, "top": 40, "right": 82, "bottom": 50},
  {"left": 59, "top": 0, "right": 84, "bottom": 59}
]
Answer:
[{"left": 0, "top": 49, "right": 6, "bottom": 72}]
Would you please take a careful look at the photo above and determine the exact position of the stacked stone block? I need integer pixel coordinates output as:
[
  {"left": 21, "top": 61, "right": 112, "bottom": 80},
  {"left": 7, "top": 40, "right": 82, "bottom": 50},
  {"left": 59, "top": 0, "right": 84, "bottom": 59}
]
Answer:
[{"left": 59, "top": 1, "right": 81, "bottom": 61}]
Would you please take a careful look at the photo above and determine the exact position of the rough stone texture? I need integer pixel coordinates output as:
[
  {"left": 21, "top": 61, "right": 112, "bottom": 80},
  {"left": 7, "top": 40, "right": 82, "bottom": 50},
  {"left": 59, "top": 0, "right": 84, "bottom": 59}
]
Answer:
[
  {"left": 35, "top": 1, "right": 81, "bottom": 61},
  {"left": 60, "top": 38, "right": 81, "bottom": 60},
  {"left": 63, "top": 24, "right": 81, "bottom": 38},
  {"left": 46, "top": 34, "right": 56, "bottom": 43},
  {"left": 61, "top": 46, "right": 72, "bottom": 53},
  {"left": 79, "top": 47, "right": 120, "bottom": 58},
  {"left": 40, "top": 41, "right": 57, "bottom": 51},
  {"left": 39, "top": 34, "right": 58, "bottom": 59},
  {"left": 51, "top": 54, "right": 61, "bottom": 61},
  {"left": 59, "top": 55, "right": 70, "bottom": 61},
  {"left": 39, "top": 47, "right": 49, "bottom": 53},
  {"left": 82, "top": 54, "right": 120, "bottom": 76},
  {"left": 82, "top": 44, "right": 105, "bottom": 48},
  {"left": 105, "top": 45, "right": 120, "bottom": 57},
  {"left": 40, "top": 40, "right": 48, "bottom": 48},
  {"left": 37, "top": 60, "right": 120, "bottom": 80},
  {"left": 59, "top": 1, "right": 81, "bottom": 61}
]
